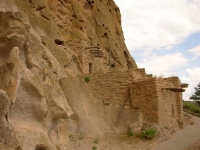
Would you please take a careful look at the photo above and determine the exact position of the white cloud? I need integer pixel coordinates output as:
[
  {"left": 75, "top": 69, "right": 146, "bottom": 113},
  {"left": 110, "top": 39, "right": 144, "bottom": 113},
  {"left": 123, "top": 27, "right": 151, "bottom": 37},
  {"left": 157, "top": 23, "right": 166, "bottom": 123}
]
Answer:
[
  {"left": 137, "top": 52, "right": 188, "bottom": 76},
  {"left": 187, "top": 44, "right": 200, "bottom": 56},
  {"left": 181, "top": 67, "right": 200, "bottom": 100},
  {"left": 113, "top": 0, "right": 200, "bottom": 100},
  {"left": 114, "top": 0, "right": 200, "bottom": 52}
]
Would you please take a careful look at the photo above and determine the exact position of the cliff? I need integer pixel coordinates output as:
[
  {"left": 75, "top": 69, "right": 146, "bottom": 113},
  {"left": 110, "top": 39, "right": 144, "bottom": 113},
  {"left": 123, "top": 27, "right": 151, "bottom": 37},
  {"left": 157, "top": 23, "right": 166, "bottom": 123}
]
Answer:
[{"left": 0, "top": 0, "right": 186, "bottom": 150}]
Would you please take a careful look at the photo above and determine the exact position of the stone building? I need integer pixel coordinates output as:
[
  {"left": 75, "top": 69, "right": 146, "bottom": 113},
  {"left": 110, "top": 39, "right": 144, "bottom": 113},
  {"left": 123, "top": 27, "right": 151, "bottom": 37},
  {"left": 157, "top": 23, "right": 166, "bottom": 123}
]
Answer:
[{"left": 88, "top": 67, "right": 188, "bottom": 132}]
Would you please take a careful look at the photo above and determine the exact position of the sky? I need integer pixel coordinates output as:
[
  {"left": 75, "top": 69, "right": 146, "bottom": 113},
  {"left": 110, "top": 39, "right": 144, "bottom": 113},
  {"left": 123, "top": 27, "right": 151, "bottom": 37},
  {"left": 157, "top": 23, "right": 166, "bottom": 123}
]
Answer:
[{"left": 114, "top": 0, "right": 200, "bottom": 100}]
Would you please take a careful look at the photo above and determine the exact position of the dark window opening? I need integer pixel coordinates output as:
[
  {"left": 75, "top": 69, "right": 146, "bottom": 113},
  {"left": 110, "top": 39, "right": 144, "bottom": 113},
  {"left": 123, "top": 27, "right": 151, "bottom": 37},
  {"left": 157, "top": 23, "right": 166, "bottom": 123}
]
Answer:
[{"left": 89, "top": 63, "right": 92, "bottom": 74}]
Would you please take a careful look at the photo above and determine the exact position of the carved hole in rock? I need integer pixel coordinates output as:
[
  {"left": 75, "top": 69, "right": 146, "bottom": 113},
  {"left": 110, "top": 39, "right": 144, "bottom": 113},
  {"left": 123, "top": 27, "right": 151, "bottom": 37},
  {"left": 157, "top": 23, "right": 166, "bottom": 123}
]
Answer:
[
  {"left": 55, "top": 39, "right": 64, "bottom": 45},
  {"left": 5, "top": 114, "right": 8, "bottom": 121},
  {"left": 102, "top": 24, "right": 104, "bottom": 27},
  {"left": 72, "top": 14, "right": 77, "bottom": 19},
  {"left": 111, "top": 64, "right": 115, "bottom": 68},
  {"left": 36, "top": 6, "right": 46, "bottom": 11},
  {"left": 29, "top": 0, "right": 32, "bottom": 3},
  {"left": 42, "top": 41, "right": 46, "bottom": 45},
  {"left": 98, "top": 9, "right": 100, "bottom": 11},
  {"left": 16, "top": 146, "right": 22, "bottom": 150},
  {"left": 109, "top": 9, "right": 111, "bottom": 12},
  {"left": 102, "top": 33, "right": 108, "bottom": 39},
  {"left": 92, "top": 0, "right": 94, "bottom": 4},
  {"left": 53, "top": 71, "right": 57, "bottom": 76},
  {"left": 42, "top": 74, "right": 47, "bottom": 82},
  {"left": 35, "top": 145, "right": 48, "bottom": 150},
  {"left": 84, "top": 0, "right": 93, "bottom": 10}
]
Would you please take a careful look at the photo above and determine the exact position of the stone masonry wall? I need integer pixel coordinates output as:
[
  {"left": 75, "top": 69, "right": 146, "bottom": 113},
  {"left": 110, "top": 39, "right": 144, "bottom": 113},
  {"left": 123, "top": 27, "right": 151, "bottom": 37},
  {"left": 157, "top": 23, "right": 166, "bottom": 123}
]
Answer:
[
  {"left": 165, "top": 77, "right": 184, "bottom": 127},
  {"left": 130, "top": 77, "right": 182, "bottom": 130},
  {"left": 157, "top": 78, "right": 179, "bottom": 130},
  {"left": 130, "top": 78, "right": 159, "bottom": 123},
  {"left": 66, "top": 40, "right": 93, "bottom": 74},
  {"left": 89, "top": 69, "right": 144, "bottom": 105},
  {"left": 90, "top": 69, "right": 184, "bottom": 132}
]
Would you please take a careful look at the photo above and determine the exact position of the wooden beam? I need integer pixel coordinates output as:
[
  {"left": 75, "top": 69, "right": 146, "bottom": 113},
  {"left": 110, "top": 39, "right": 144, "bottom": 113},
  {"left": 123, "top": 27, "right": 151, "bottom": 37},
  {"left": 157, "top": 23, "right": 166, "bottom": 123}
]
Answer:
[{"left": 180, "top": 83, "right": 189, "bottom": 88}]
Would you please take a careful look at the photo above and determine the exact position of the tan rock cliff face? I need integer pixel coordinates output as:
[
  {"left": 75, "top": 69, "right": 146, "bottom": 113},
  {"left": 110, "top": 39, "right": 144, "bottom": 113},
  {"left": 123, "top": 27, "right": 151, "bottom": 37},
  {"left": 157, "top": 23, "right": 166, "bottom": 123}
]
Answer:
[{"left": 0, "top": 0, "right": 139, "bottom": 149}]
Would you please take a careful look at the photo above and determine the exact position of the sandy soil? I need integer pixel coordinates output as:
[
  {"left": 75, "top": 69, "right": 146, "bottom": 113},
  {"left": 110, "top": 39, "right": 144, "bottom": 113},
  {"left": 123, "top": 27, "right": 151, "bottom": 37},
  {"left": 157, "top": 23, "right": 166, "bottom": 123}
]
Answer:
[
  {"left": 68, "top": 115, "right": 200, "bottom": 150},
  {"left": 69, "top": 133, "right": 159, "bottom": 150}
]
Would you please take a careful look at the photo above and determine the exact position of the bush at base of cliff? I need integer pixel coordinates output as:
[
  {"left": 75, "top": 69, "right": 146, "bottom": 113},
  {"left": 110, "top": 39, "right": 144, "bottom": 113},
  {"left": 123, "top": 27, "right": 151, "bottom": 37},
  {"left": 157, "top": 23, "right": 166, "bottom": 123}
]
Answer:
[{"left": 141, "top": 128, "right": 157, "bottom": 140}]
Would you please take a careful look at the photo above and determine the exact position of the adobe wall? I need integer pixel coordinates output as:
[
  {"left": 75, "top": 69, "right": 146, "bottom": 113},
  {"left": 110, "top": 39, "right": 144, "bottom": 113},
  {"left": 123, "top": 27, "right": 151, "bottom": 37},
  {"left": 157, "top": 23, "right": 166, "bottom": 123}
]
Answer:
[
  {"left": 157, "top": 78, "right": 180, "bottom": 130},
  {"left": 130, "top": 78, "right": 159, "bottom": 123},
  {"left": 89, "top": 69, "right": 144, "bottom": 105},
  {"left": 130, "top": 77, "right": 182, "bottom": 130},
  {"left": 164, "top": 77, "right": 184, "bottom": 127},
  {"left": 89, "top": 69, "right": 184, "bottom": 132}
]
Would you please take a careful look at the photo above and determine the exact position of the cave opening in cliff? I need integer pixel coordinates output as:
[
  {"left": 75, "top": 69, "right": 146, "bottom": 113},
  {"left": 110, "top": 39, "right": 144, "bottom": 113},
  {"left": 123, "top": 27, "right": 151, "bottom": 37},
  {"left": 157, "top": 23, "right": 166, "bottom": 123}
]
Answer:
[
  {"left": 35, "top": 145, "right": 48, "bottom": 150},
  {"left": 55, "top": 39, "right": 64, "bottom": 45}
]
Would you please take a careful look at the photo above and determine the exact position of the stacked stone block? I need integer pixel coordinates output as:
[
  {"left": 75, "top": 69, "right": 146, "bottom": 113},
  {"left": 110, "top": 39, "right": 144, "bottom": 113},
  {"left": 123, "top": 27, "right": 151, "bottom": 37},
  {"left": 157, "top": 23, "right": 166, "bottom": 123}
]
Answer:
[
  {"left": 66, "top": 40, "right": 93, "bottom": 74},
  {"left": 89, "top": 69, "right": 144, "bottom": 105},
  {"left": 89, "top": 69, "right": 185, "bottom": 131}
]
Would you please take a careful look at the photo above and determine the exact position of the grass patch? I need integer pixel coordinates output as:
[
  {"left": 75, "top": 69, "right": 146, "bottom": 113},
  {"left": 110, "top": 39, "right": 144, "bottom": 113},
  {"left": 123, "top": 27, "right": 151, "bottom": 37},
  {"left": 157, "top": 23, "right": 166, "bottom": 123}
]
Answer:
[
  {"left": 127, "top": 130, "right": 134, "bottom": 137},
  {"left": 69, "top": 134, "right": 76, "bottom": 142},
  {"left": 92, "top": 146, "right": 97, "bottom": 150},
  {"left": 183, "top": 101, "right": 200, "bottom": 114},
  {"left": 78, "top": 133, "right": 84, "bottom": 140},
  {"left": 93, "top": 139, "right": 98, "bottom": 144},
  {"left": 141, "top": 128, "right": 156, "bottom": 140}
]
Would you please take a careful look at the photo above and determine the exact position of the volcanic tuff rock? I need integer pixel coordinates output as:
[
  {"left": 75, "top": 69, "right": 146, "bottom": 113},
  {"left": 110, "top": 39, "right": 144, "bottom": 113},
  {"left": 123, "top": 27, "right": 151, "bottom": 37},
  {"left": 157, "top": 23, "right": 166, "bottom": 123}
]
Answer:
[{"left": 0, "top": 0, "right": 138, "bottom": 149}]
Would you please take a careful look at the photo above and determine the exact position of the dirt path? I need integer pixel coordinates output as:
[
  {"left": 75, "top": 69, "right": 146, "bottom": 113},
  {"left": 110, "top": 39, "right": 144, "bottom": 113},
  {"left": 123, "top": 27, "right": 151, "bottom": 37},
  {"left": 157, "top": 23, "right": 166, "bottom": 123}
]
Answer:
[{"left": 152, "top": 116, "right": 200, "bottom": 150}]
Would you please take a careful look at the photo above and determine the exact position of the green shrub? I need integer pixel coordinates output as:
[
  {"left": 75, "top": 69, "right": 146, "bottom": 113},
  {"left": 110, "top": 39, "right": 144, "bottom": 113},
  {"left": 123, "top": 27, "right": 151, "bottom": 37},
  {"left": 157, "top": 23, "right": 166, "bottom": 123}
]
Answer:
[
  {"left": 93, "top": 139, "right": 98, "bottom": 144},
  {"left": 141, "top": 128, "right": 156, "bottom": 140},
  {"left": 92, "top": 146, "right": 97, "bottom": 150},
  {"left": 183, "top": 101, "right": 200, "bottom": 114},
  {"left": 85, "top": 76, "right": 90, "bottom": 82},
  {"left": 78, "top": 133, "right": 84, "bottom": 140},
  {"left": 127, "top": 130, "right": 134, "bottom": 137}
]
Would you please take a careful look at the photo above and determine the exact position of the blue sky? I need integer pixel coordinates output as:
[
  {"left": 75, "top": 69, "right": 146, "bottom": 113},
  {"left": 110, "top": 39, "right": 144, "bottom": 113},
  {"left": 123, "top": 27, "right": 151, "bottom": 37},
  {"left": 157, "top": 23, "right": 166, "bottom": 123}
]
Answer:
[{"left": 114, "top": 0, "right": 200, "bottom": 100}]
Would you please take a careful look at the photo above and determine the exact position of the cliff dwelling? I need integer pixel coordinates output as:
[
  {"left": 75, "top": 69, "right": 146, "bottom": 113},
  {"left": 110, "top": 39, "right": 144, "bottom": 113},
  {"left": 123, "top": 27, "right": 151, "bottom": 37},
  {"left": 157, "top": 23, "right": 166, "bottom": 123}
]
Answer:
[{"left": 0, "top": 0, "right": 189, "bottom": 150}]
